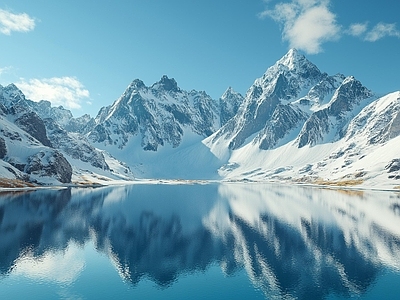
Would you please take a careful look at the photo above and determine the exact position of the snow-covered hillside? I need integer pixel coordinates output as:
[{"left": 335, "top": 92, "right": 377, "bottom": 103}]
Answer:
[
  {"left": 85, "top": 76, "right": 239, "bottom": 179},
  {"left": 0, "top": 112, "right": 71, "bottom": 185},
  {"left": 1, "top": 49, "right": 399, "bottom": 189},
  {"left": 0, "top": 84, "right": 134, "bottom": 186},
  {"left": 201, "top": 50, "right": 400, "bottom": 189}
]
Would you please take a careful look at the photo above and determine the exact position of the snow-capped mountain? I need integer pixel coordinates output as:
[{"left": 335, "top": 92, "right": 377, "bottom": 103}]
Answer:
[
  {"left": 201, "top": 49, "right": 398, "bottom": 188},
  {"left": 88, "top": 76, "right": 220, "bottom": 151},
  {"left": 84, "top": 76, "right": 230, "bottom": 179},
  {"left": 208, "top": 49, "right": 375, "bottom": 153},
  {"left": 1, "top": 48, "right": 399, "bottom": 188},
  {"left": 0, "top": 84, "right": 72, "bottom": 185},
  {"left": 81, "top": 49, "right": 399, "bottom": 187},
  {"left": 210, "top": 49, "right": 328, "bottom": 150},
  {"left": 0, "top": 84, "right": 133, "bottom": 185}
]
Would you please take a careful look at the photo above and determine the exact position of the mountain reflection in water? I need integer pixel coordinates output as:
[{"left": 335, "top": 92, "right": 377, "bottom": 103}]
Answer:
[{"left": 0, "top": 184, "right": 399, "bottom": 299}]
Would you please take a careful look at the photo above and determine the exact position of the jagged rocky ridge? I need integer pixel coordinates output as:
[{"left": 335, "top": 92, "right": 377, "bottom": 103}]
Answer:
[
  {"left": 0, "top": 84, "right": 72, "bottom": 184},
  {"left": 88, "top": 76, "right": 225, "bottom": 151},
  {"left": 209, "top": 49, "right": 375, "bottom": 151},
  {"left": 0, "top": 84, "right": 133, "bottom": 185}
]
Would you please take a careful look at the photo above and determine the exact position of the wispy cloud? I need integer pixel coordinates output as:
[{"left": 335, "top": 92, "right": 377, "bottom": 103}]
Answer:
[
  {"left": 260, "top": 0, "right": 340, "bottom": 54},
  {"left": 261, "top": 1, "right": 400, "bottom": 53},
  {"left": 16, "top": 77, "right": 90, "bottom": 110},
  {"left": 0, "top": 9, "right": 35, "bottom": 35},
  {"left": 346, "top": 23, "right": 368, "bottom": 37},
  {"left": 346, "top": 22, "right": 400, "bottom": 41},
  {"left": 365, "top": 23, "right": 400, "bottom": 42},
  {"left": 0, "top": 66, "right": 12, "bottom": 76}
]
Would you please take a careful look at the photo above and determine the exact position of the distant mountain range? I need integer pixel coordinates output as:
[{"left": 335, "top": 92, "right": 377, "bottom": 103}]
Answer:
[{"left": 0, "top": 49, "right": 399, "bottom": 188}]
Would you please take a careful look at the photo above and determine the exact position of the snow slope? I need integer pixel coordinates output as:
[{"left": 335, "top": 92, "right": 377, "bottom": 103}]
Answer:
[{"left": 216, "top": 92, "right": 400, "bottom": 190}]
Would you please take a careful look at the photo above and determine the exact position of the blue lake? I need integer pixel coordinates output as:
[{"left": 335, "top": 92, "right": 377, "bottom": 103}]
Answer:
[{"left": 0, "top": 183, "right": 399, "bottom": 299}]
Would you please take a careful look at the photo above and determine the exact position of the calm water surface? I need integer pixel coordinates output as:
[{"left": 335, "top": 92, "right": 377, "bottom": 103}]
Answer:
[{"left": 0, "top": 183, "right": 399, "bottom": 299}]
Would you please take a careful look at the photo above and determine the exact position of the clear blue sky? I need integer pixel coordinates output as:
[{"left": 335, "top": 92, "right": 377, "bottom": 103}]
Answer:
[{"left": 0, "top": 0, "right": 399, "bottom": 117}]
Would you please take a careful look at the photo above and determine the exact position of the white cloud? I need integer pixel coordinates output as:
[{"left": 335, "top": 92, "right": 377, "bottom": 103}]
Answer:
[
  {"left": 0, "top": 9, "right": 35, "bottom": 35},
  {"left": 365, "top": 23, "right": 400, "bottom": 42},
  {"left": 260, "top": 0, "right": 340, "bottom": 54},
  {"left": 16, "top": 76, "right": 90, "bottom": 110},
  {"left": 347, "top": 23, "right": 368, "bottom": 37},
  {"left": 260, "top": 1, "right": 400, "bottom": 52},
  {"left": 0, "top": 66, "right": 12, "bottom": 76}
]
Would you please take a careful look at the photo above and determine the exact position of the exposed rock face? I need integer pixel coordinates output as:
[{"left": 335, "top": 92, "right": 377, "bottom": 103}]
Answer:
[
  {"left": 219, "top": 87, "right": 244, "bottom": 126},
  {"left": 386, "top": 159, "right": 400, "bottom": 173},
  {"left": 11, "top": 98, "right": 95, "bottom": 134},
  {"left": 389, "top": 112, "right": 400, "bottom": 139},
  {"left": 0, "top": 137, "right": 6, "bottom": 159},
  {"left": 0, "top": 84, "right": 52, "bottom": 148},
  {"left": 15, "top": 112, "right": 52, "bottom": 147},
  {"left": 64, "top": 114, "right": 95, "bottom": 133},
  {"left": 327, "top": 77, "right": 372, "bottom": 117},
  {"left": 29, "top": 100, "right": 73, "bottom": 125},
  {"left": 44, "top": 118, "right": 110, "bottom": 170},
  {"left": 153, "top": 75, "right": 180, "bottom": 92},
  {"left": 295, "top": 77, "right": 373, "bottom": 148},
  {"left": 296, "top": 110, "right": 330, "bottom": 148},
  {"left": 26, "top": 150, "right": 72, "bottom": 183},
  {"left": 0, "top": 83, "right": 26, "bottom": 109},
  {"left": 296, "top": 74, "right": 346, "bottom": 107},
  {"left": 344, "top": 91, "right": 400, "bottom": 145},
  {"left": 254, "top": 104, "right": 309, "bottom": 150}
]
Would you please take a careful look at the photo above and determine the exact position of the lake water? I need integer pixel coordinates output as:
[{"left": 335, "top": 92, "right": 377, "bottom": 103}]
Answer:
[{"left": 0, "top": 183, "right": 399, "bottom": 299}]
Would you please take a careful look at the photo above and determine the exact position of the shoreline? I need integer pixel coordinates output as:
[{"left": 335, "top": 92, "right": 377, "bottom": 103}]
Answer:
[{"left": 0, "top": 178, "right": 399, "bottom": 193}]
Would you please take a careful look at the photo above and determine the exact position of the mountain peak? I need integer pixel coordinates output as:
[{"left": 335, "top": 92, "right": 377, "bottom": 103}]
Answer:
[
  {"left": 1, "top": 83, "right": 26, "bottom": 104},
  {"left": 276, "top": 48, "right": 308, "bottom": 70},
  {"left": 129, "top": 79, "right": 146, "bottom": 90},
  {"left": 255, "top": 48, "right": 324, "bottom": 89},
  {"left": 286, "top": 48, "right": 300, "bottom": 58},
  {"left": 152, "top": 75, "right": 180, "bottom": 92},
  {"left": 221, "top": 87, "right": 237, "bottom": 99},
  {"left": 257, "top": 49, "right": 321, "bottom": 86},
  {"left": 4, "top": 83, "right": 23, "bottom": 93}
]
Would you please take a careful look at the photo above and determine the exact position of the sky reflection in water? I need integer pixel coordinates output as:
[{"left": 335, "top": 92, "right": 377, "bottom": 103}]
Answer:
[{"left": 0, "top": 184, "right": 400, "bottom": 299}]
